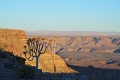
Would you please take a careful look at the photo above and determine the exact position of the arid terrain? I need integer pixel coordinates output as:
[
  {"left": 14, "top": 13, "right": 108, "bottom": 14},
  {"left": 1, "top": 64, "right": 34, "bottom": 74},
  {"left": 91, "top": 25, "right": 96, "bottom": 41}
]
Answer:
[
  {"left": 1, "top": 29, "right": 120, "bottom": 70},
  {"left": 26, "top": 30, "right": 120, "bottom": 70},
  {"left": 53, "top": 36, "right": 120, "bottom": 69},
  {"left": 1, "top": 29, "right": 120, "bottom": 80},
  {"left": 59, "top": 52, "right": 120, "bottom": 69},
  {"left": 0, "top": 29, "right": 76, "bottom": 73}
]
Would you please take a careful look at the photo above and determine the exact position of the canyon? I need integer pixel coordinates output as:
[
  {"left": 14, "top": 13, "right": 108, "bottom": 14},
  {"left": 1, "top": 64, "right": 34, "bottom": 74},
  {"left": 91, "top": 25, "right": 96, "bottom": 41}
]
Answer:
[
  {"left": 0, "top": 29, "right": 76, "bottom": 73},
  {"left": 1, "top": 28, "right": 120, "bottom": 73},
  {"left": 26, "top": 30, "right": 120, "bottom": 70},
  {"left": 55, "top": 36, "right": 120, "bottom": 53},
  {"left": 26, "top": 30, "right": 120, "bottom": 53}
]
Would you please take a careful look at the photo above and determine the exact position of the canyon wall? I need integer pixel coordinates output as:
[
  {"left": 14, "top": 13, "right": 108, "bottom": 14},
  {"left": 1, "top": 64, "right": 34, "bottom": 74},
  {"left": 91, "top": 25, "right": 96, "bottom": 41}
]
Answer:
[
  {"left": 55, "top": 36, "right": 120, "bottom": 53},
  {"left": 1, "top": 29, "right": 120, "bottom": 73}
]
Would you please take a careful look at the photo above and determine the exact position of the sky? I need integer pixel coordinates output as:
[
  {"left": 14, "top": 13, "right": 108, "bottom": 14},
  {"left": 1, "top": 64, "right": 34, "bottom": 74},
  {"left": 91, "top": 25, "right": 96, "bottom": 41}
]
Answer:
[{"left": 0, "top": 0, "right": 120, "bottom": 32}]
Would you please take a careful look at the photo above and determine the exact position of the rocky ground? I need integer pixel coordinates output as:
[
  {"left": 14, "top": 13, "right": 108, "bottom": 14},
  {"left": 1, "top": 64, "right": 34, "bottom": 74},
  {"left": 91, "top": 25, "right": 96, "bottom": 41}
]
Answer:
[
  {"left": 1, "top": 50, "right": 120, "bottom": 80},
  {"left": 0, "top": 50, "right": 25, "bottom": 79}
]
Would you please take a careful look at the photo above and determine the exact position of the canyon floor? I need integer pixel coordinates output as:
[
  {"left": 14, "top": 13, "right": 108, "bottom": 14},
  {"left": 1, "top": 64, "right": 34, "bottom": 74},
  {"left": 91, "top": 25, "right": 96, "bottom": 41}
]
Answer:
[
  {"left": 58, "top": 52, "right": 120, "bottom": 69},
  {"left": 57, "top": 52, "right": 120, "bottom": 80}
]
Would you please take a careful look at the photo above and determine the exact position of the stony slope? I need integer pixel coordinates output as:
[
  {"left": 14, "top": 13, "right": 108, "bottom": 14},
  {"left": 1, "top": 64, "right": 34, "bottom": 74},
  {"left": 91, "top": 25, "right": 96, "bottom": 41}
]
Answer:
[
  {"left": 0, "top": 50, "right": 120, "bottom": 80},
  {"left": 0, "top": 50, "right": 26, "bottom": 79}
]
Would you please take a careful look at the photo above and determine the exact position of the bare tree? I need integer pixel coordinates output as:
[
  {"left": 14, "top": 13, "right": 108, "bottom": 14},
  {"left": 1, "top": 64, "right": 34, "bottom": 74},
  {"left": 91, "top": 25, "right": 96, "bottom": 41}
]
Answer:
[{"left": 24, "top": 37, "right": 50, "bottom": 70}]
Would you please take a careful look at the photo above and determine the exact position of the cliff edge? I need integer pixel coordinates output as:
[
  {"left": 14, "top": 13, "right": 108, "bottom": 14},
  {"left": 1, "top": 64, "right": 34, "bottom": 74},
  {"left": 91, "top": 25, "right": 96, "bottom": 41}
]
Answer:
[{"left": 0, "top": 28, "right": 77, "bottom": 73}]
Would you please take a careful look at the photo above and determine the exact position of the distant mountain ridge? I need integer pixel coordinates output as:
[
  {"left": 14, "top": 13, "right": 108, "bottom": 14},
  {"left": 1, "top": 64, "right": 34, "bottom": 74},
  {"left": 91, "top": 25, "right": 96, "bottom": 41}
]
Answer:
[{"left": 26, "top": 30, "right": 120, "bottom": 36}]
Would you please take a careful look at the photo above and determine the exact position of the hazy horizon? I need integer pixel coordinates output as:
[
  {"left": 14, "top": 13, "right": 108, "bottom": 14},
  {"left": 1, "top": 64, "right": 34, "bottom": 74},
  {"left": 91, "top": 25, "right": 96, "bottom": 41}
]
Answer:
[
  {"left": 1, "top": 28, "right": 120, "bottom": 33},
  {"left": 0, "top": 0, "right": 120, "bottom": 32}
]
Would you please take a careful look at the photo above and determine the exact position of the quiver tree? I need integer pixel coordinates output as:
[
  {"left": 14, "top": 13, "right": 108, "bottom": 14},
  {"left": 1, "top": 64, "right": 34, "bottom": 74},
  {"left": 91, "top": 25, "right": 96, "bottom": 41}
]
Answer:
[{"left": 24, "top": 37, "right": 50, "bottom": 70}]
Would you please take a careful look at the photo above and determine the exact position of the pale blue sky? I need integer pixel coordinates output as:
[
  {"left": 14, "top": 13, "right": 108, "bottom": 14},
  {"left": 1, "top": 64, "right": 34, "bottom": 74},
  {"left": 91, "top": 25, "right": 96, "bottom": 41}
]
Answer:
[{"left": 0, "top": 0, "right": 120, "bottom": 32}]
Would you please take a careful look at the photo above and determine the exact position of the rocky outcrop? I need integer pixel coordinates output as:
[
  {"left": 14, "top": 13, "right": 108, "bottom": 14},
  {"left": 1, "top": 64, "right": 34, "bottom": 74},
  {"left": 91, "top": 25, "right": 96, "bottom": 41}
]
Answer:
[
  {"left": 0, "top": 29, "right": 27, "bottom": 56},
  {"left": 0, "top": 29, "right": 27, "bottom": 39}
]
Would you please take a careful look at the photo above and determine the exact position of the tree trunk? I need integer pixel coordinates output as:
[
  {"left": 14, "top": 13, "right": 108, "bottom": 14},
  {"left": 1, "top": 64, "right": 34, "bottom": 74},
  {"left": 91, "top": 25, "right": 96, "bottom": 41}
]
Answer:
[
  {"left": 36, "top": 56, "right": 39, "bottom": 69},
  {"left": 35, "top": 56, "right": 41, "bottom": 79}
]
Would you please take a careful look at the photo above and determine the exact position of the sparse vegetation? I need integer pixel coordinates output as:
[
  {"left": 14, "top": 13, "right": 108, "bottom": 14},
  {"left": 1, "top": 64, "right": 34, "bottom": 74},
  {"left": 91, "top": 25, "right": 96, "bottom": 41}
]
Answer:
[
  {"left": 24, "top": 37, "right": 52, "bottom": 79},
  {"left": 15, "top": 55, "right": 26, "bottom": 65},
  {"left": 0, "top": 51, "right": 8, "bottom": 58},
  {"left": 18, "top": 64, "right": 35, "bottom": 79},
  {"left": 24, "top": 37, "right": 50, "bottom": 69}
]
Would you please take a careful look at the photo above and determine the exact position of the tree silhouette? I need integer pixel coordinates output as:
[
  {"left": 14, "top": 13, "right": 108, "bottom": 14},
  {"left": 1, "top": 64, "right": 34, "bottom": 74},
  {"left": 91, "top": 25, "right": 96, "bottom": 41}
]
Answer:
[{"left": 24, "top": 37, "right": 50, "bottom": 70}]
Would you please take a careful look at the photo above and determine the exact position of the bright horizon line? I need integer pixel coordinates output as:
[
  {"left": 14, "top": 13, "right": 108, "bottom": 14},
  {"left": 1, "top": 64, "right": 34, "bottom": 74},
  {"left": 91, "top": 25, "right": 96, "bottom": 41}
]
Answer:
[{"left": 1, "top": 28, "right": 120, "bottom": 33}]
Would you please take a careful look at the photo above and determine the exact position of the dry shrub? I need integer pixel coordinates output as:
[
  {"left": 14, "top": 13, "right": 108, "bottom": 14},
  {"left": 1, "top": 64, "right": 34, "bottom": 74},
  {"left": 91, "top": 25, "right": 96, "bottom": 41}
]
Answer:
[
  {"left": 15, "top": 55, "right": 26, "bottom": 65},
  {"left": 0, "top": 51, "right": 8, "bottom": 58},
  {"left": 18, "top": 64, "right": 35, "bottom": 79}
]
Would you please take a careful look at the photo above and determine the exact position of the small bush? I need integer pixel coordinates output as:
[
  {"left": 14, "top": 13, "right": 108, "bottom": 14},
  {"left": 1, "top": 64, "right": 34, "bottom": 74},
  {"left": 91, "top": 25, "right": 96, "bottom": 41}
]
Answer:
[
  {"left": 103, "top": 74, "right": 112, "bottom": 80},
  {"left": 0, "top": 51, "right": 8, "bottom": 58},
  {"left": 15, "top": 55, "right": 26, "bottom": 65},
  {"left": 18, "top": 64, "right": 35, "bottom": 79}
]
